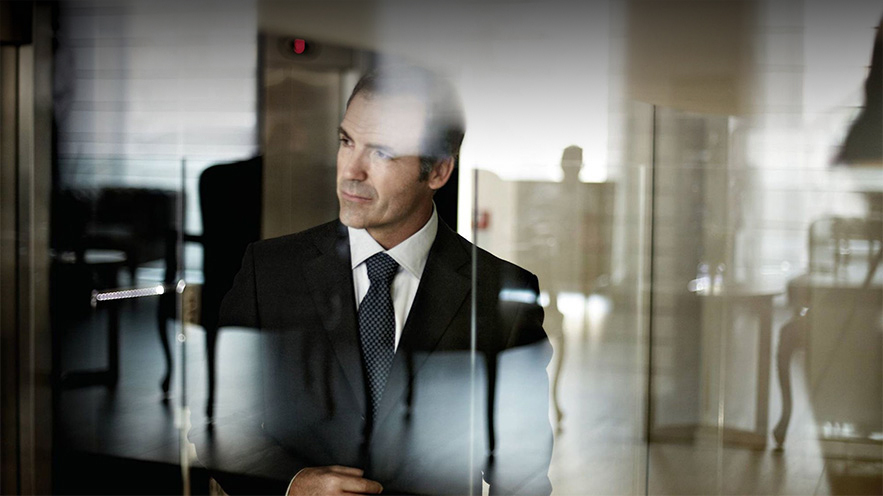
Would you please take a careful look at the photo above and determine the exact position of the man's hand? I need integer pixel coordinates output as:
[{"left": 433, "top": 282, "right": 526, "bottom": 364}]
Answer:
[{"left": 288, "top": 466, "right": 383, "bottom": 495}]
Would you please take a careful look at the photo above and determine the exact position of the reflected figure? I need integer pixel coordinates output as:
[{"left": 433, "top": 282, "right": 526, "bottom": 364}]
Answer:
[
  {"left": 836, "top": 17, "right": 882, "bottom": 169},
  {"left": 837, "top": 15, "right": 883, "bottom": 220},
  {"left": 474, "top": 147, "right": 616, "bottom": 433},
  {"left": 191, "top": 66, "right": 553, "bottom": 495},
  {"left": 774, "top": 16, "right": 883, "bottom": 454}
]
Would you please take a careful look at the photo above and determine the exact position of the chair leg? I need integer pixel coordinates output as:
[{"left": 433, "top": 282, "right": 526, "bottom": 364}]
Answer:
[
  {"left": 773, "top": 312, "right": 807, "bottom": 449},
  {"left": 205, "top": 326, "right": 218, "bottom": 419},
  {"left": 159, "top": 227, "right": 177, "bottom": 398},
  {"left": 158, "top": 294, "right": 174, "bottom": 397},
  {"left": 545, "top": 301, "right": 566, "bottom": 433},
  {"left": 551, "top": 329, "right": 565, "bottom": 432}
]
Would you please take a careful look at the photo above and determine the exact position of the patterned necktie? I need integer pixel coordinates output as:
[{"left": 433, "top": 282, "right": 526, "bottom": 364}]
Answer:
[{"left": 358, "top": 252, "right": 399, "bottom": 422}]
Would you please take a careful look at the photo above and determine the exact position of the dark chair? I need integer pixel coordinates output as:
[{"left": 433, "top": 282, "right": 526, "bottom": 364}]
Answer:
[{"left": 197, "top": 156, "right": 262, "bottom": 419}]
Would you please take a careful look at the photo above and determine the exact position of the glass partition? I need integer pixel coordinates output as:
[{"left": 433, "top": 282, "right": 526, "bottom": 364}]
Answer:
[
  {"left": 472, "top": 162, "right": 652, "bottom": 495},
  {"left": 50, "top": 155, "right": 192, "bottom": 493},
  {"left": 7, "top": 1, "right": 883, "bottom": 495},
  {"left": 641, "top": 105, "right": 882, "bottom": 494},
  {"left": 47, "top": 1, "right": 258, "bottom": 492}
]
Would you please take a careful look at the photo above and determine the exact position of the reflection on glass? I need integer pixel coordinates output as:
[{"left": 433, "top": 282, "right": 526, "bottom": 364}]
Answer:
[
  {"left": 46, "top": 1, "right": 259, "bottom": 493},
  {"left": 639, "top": 6, "right": 883, "bottom": 491},
  {"left": 5, "top": 1, "right": 882, "bottom": 495}
]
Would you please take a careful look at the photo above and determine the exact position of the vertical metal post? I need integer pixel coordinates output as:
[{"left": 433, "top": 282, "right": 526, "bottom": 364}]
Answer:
[
  {"left": 0, "top": 41, "right": 23, "bottom": 496},
  {"left": 0, "top": 3, "right": 54, "bottom": 494},
  {"left": 468, "top": 168, "right": 479, "bottom": 496},
  {"left": 178, "top": 157, "right": 190, "bottom": 496},
  {"left": 643, "top": 105, "right": 657, "bottom": 496}
]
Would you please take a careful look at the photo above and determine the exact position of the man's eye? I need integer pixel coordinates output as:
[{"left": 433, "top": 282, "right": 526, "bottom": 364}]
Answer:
[
  {"left": 374, "top": 149, "right": 393, "bottom": 161},
  {"left": 339, "top": 136, "right": 352, "bottom": 146}
]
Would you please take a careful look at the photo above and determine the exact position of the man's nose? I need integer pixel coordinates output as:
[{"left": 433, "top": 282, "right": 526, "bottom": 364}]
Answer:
[{"left": 339, "top": 148, "right": 369, "bottom": 180}]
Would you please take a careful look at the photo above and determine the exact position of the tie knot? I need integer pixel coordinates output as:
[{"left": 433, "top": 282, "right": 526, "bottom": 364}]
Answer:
[{"left": 366, "top": 253, "right": 399, "bottom": 284}]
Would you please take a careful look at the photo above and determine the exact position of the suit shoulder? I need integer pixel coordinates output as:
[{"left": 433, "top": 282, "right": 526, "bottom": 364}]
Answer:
[
  {"left": 449, "top": 231, "right": 538, "bottom": 289},
  {"left": 250, "top": 219, "right": 340, "bottom": 259}
]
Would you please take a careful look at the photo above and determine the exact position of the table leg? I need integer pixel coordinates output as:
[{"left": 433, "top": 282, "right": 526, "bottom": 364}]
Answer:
[
  {"left": 60, "top": 298, "right": 122, "bottom": 389},
  {"left": 756, "top": 298, "right": 772, "bottom": 440},
  {"left": 107, "top": 303, "right": 119, "bottom": 387}
]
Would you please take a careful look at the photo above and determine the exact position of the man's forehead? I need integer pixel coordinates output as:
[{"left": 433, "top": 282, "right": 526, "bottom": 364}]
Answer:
[{"left": 341, "top": 93, "right": 427, "bottom": 153}]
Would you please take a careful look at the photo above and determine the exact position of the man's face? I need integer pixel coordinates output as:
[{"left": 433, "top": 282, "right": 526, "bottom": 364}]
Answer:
[{"left": 337, "top": 93, "right": 445, "bottom": 248}]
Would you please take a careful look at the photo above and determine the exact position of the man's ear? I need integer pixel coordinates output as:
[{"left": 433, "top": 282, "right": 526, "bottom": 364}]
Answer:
[{"left": 427, "top": 157, "right": 455, "bottom": 191}]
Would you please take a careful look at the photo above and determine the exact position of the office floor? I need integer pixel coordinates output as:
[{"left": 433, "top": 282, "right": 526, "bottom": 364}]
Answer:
[
  {"left": 546, "top": 298, "right": 882, "bottom": 496},
  {"left": 56, "top": 294, "right": 882, "bottom": 495}
]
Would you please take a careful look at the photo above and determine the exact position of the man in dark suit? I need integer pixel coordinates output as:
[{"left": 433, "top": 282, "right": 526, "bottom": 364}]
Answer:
[{"left": 193, "top": 66, "right": 553, "bottom": 495}]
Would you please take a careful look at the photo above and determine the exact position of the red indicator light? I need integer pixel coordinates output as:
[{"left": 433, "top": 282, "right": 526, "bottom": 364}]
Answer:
[{"left": 293, "top": 39, "right": 306, "bottom": 54}]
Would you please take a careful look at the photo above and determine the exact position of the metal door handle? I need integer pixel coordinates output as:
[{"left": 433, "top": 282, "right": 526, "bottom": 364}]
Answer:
[{"left": 91, "top": 280, "right": 186, "bottom": 307}]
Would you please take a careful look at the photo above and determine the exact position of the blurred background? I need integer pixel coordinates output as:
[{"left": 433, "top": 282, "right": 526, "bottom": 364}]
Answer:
[{"left": 1, "top": 0, "right": 881, "bottom": 494}]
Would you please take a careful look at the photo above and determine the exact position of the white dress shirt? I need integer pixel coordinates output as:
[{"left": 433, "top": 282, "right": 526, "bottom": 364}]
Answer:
[{"left": 348, "top": 206, "right": 438, "bottom": 350}]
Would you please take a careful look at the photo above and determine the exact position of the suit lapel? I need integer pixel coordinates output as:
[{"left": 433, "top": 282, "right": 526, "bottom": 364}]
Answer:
[
  {"left": 301, "top": 221, "right": 367, "bottom": 416},
  {"left": 373, "top": 220, "right": 471, "bottom": 428}
]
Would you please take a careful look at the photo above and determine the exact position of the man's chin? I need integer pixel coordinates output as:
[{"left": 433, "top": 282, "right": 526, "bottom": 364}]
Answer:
[{"left": 339, "top": 210, "right": 367, "bottom": 229}]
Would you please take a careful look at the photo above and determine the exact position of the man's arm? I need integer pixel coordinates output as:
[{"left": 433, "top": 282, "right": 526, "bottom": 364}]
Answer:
[
  {"left": 191, "top": 244, "right": 383, "bottom": 495},
  {"left": 487, "top": 272, "right": 554, "bottom": 495},
  {"left": 216, "top": 243, "right": 260, "bottom": 330},
  {"left": 190, "top": 417, "right": 306, "bottom": 495},
  {"left": 190, "top": 244, "right": 306, "bottom": 494}
]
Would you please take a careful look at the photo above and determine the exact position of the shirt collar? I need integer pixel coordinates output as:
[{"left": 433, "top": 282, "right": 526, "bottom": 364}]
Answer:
[{"left": 347, "top": 204, "right": 438, "bottom": 279}]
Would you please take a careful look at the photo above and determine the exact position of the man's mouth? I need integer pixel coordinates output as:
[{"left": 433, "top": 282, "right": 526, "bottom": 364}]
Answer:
[{"left": 340, "top": 190, "right": 372, "bottom": 202}]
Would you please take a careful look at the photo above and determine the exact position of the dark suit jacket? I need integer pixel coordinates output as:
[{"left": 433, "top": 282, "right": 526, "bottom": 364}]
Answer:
[{"left": 192, "top": 219, "right": 553, "bottom": 495}]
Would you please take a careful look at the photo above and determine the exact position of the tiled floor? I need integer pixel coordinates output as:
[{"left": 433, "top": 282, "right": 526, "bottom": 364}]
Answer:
[
  {"left": 56, "top": 292, "right": 882, "bottom": 494},
  {"left": 545, "top": 296, "right": 882, "bottom": 495}
]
